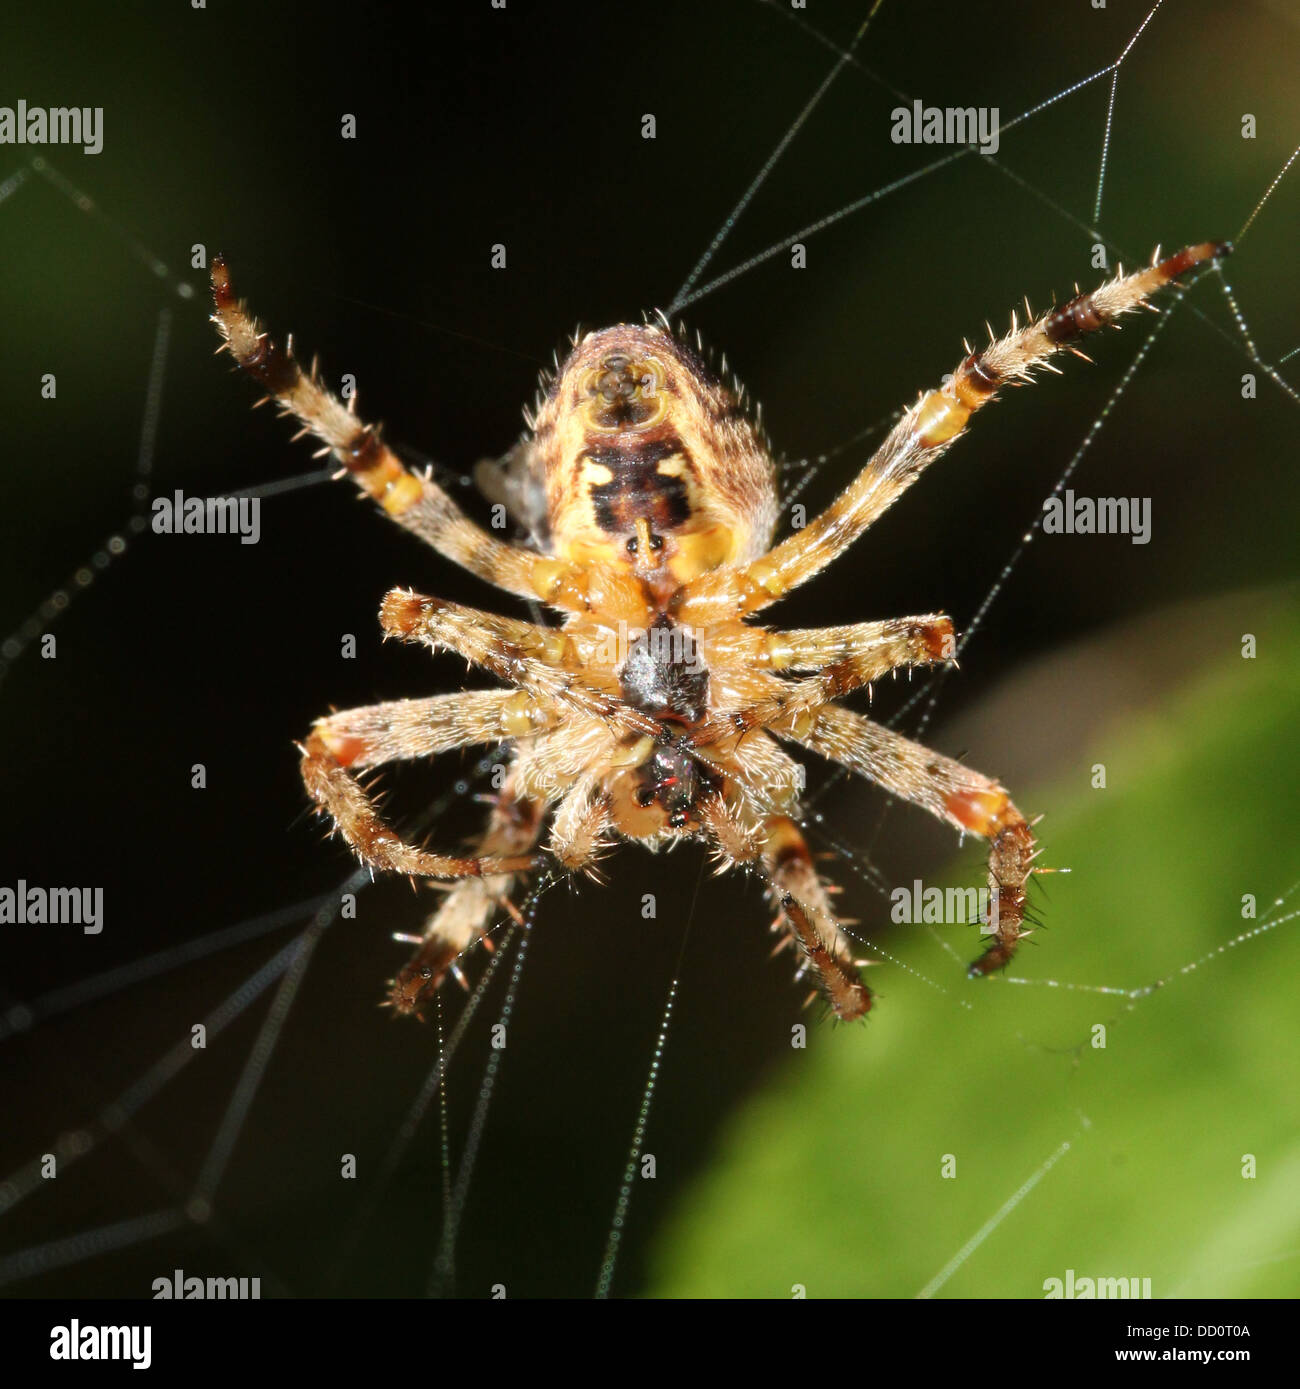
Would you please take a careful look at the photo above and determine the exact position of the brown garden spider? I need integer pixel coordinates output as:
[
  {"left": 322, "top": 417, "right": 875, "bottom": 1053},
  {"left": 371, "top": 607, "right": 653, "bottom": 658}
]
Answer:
[{"left": 212, "top": 241, "right": 1227, "bottom": 1023}]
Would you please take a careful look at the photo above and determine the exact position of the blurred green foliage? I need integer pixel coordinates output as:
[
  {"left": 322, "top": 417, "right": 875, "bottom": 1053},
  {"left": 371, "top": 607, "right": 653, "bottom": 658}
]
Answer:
[{"left": 649, "top": 596, "right": 1300, "bottom": 1298}]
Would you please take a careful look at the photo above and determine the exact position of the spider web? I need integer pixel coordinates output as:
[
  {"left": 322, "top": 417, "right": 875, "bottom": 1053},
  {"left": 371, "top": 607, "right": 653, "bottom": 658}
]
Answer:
[{"left": 2, "top": 0, "right": 1298, "bottom": 1300}]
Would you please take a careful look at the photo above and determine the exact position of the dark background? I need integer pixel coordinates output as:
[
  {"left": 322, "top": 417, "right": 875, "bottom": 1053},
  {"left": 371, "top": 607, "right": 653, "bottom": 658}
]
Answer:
[{"left": 2, "top": 0, "right": 1296, "bottom": 1297}]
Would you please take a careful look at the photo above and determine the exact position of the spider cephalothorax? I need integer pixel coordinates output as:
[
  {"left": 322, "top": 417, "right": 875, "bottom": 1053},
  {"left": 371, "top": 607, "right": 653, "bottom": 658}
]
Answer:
[{"left": 211, "top": 241, "right": 1228, "bottom": 1023}]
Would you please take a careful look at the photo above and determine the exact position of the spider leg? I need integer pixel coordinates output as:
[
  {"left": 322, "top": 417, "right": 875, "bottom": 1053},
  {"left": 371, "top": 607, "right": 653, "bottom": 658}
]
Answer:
[
  {"left": 211, "top": 258, "right": 630, "bottom": 615},
  {"left": 696, "top": 784, "right": 764, "bottom": 867},
  {"left": 791, "top": 704, "right": 1037, "bottom": 975},
  {"left": 680, "top": 730, "right": 806, "bottom": 852},
  {"left": 310, "top": 689, "right": 553, "bottom": 770},
  {"left": 717, "top": 729, "right": 807, "bottom": 815},
  {"left": 378, "top": 588, "right": 658, "bottom": 735},
  {"left": 692, "top": 615, "right": 953, "bottom": 745},
  {"left": 763, "top": 815, "right": 872, "bottom": 1021},
  {"left": 696, "top": 788, "right": 871, "bottom": 1021},
  {"left": 766, "top": 616, "right": 957, "bottom": 671},
  {"left": 300, "top": 692, "right": 539, "bottom": 878},
  {"left": 547, "top": 775, "right": 615, "bottom": 875},
  {"left": 388, "top": 773, "right": 546, "bottom": 1018},
  {"left": 511, "top": 716, "right": 618, "bottom": 805},
  {"left": 681, "top": 242, "right": 1229, "bottom": 622}
]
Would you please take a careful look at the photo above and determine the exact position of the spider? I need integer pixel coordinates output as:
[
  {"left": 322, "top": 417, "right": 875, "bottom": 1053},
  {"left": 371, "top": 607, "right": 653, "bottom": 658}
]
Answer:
[{"left": 211, "top": 240, "right": 1227, "bottom": 1023}]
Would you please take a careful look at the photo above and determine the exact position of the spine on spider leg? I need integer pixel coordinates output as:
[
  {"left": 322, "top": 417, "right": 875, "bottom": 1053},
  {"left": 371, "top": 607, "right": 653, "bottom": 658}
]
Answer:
[
  {"left": 911, "top": 240, "right": 1232, "bottom": 449},
  {"left": 209, "top": 255, "right": 424, "bottom": 516}
]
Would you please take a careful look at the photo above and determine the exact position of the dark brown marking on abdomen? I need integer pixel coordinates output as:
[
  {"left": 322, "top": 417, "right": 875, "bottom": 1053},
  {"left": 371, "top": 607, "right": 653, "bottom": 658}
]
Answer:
[{"left": 585, "top": 436, "right": 693, "bottom": 535}]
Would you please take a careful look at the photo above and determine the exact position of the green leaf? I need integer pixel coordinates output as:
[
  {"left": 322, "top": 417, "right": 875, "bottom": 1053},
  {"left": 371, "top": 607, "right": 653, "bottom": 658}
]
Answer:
[{"left": 648, "top": 597, "right": 1300, "bottom": 1298}]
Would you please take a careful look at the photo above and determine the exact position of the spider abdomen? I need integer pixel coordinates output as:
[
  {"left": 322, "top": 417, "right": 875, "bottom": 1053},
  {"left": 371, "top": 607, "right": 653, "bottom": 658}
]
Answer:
[{"left": 532, "top": 323, "right": 780, "bottom": 588}]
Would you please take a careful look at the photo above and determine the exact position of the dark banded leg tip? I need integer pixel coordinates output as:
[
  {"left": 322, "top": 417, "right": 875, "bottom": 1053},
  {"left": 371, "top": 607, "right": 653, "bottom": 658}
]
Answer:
[
  {"left": 967, "top": 942, "right": 1016, "bottom": 978},
  {"left": 210, "top": 254, "right": 233, "bottom": 305}
]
